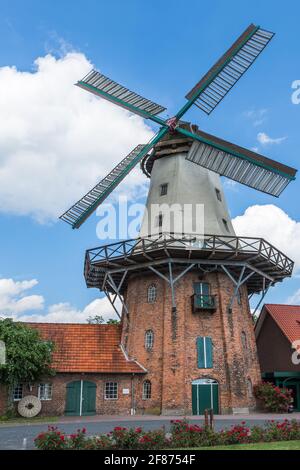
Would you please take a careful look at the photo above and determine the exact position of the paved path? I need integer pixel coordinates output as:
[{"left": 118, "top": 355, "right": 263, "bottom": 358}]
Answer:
[{"left": 0, "top": 413, "right": 299, "bottom": 450}]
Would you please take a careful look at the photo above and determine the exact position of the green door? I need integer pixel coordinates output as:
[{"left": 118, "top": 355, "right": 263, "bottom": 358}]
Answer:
[
  {"left": 65, "top": 380, "right": 96, "bottom": 416},
  {"left": 192, "top": 379, "right": 219, "bottom": 415},
  {"left": 65, "top": 381, "right": 81, "bottom": 416},
  {"left": 82, "top": 381, "right": 96, "bottom": 415}
]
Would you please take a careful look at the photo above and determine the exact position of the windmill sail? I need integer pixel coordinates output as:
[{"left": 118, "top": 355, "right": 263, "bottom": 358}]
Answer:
[
  {"left": 77, "top": 70, "right": 166, "bottom": 119},
  {"left": 60, "top": 144, "right": 146, "bottom": 229},
  {"left": 185, "top": 128, "right": 296, "bottom": 196},
  {"left": 185, "top": 24, "right": 274, "bottom": 115}
]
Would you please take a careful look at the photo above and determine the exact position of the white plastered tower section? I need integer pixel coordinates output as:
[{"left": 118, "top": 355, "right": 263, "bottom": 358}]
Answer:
[{"left": 139, "top": 150, "right": 235, "bottom": 238}]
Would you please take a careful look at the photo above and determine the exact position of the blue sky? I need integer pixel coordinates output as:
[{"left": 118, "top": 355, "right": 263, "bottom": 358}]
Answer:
[{"left": 0, "top": 0, "right": 299, "bottom": 321}]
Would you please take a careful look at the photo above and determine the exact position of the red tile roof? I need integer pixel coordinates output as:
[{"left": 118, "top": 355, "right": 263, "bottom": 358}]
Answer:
[
  {"left": 263, "top": 304, "right": 300, "bottom": 344},
  {"left": 27, "top": 323, "right": 146, "bottom": 374}
]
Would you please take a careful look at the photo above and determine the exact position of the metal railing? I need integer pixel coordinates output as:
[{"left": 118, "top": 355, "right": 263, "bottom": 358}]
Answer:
[
  {"left": 192, "top": 294, "right": 216, "bottom": 312},
  {"left": 85, "top": 232, "right": 294, "bottom": 277}
]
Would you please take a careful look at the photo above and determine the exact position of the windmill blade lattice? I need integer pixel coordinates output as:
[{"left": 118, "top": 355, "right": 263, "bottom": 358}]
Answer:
[
  {"left": 60, "top": 144, "right": 146, "bottom": 229},
  {"left": 185, "top": 24, "right": 274, "bottom": 115},
  {"left": 77, "top": 70, "right": 166, "bottom": 119},
  {"left": 185, "top": 128, "right": 296, "bottom": 196}
]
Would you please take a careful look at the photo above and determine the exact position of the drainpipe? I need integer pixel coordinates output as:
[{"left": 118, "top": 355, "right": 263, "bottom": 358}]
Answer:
[{"left": 131, "top": 374, "right": 135, "bottom": 415}]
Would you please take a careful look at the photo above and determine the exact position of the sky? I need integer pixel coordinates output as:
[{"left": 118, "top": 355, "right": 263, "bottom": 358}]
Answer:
[{"left": 0, "top": 0, "right": 300, "bottom": 322}]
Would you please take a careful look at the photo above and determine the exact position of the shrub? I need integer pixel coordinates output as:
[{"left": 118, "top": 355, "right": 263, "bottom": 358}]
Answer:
[
  {"left": 254, "top": 382, "right": 293, "bottom": 412},
  {"left": 264, "top": 419, "right": 300, "bottom": 442},
  {"left": 219, "top": 422, "right": 251, "bottom": 445},
  {"left": 34, "top": 426, "right": 68, "bottom": 450},
  {"left": 170, "top": 419, "right": 220, "bottom": 448},
  {"left": 34, "top": 419, "right": 300, "bottom": 450},
  {"left": 110, "top": 426, "right": 142, "bottom": 449}
]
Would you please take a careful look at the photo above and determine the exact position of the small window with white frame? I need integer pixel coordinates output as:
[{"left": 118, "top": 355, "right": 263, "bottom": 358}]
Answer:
[
  {"left": 142, "top": 380, "right": 151, "bottom": 399},
  {"left": 38, "top": 383, "right": 53, "bottom": 400},
  {"left": 147, "top": 284, "right": 157, "bottom": 303},
  {"left": 247, "top": 378, "right": 253, "bottom": 397},
  {"left": 13, "top": 383, "right": 23, "bottom": 401},
  {"left": 160, "top": 183, "right": 168, "bottom": 196},
  {"left": 145, "top": 330, "right": 154, "bottom": 350},
  {"left": 104, "top": 382, "right": 118, "bottom": 400}
]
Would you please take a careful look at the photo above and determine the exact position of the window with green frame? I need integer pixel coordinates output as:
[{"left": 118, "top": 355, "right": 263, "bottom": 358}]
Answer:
[{"left": 197, "top": 336, "right": 213, "bottom": 368}]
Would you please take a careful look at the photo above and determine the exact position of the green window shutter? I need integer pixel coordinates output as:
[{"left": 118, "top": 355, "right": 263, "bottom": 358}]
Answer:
[
  {"left": 197, "top": 337, "right": 205, "bottom": 368},
  {"left": 193, "top": 282, "right": 210, "bottom": 295},
  {"left": 205, "top": 337, "right": 213, "bottom": 368},
  {"left": 197, "top": 336, "right": 213, "bottom": 368}
]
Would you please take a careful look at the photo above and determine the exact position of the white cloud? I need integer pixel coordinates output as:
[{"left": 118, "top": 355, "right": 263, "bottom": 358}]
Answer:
[
  {"left": 286, "top": 289, "right": 300, "bottom": 305},
  {"left": 232, "top": 204, "right": 300, "bottom": 271},
  {"left": 0, "top": 52, "right": 153, "bottom": 223},
  {"left": 257, "top": 132, "right": 286, "bottom": 145},
  {"left": 243, "top": 108, "right": 267, "bottom": 127},
  {"left": 0, "top": 278, "right": 44, "bottom": 313},
  {"left": 0, "top": 277, "right": 119, "bottom": 323},
  {"left": 223, "top": 179, "right": 238, "bottom": 191}
]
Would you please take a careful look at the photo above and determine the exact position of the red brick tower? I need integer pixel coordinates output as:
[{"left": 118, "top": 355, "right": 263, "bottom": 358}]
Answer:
[{"left": 84, "top": 135, "right": 294, "bottom": 415}]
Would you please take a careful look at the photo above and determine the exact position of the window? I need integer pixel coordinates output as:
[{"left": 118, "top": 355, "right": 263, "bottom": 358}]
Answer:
[
  {"left": 13, "top": 383, "right": 23, "bottom": 401},
  {"left": 160, "top": 183, "right": 168, "bottom": 196},
  {"left": 142, "top": 380, "right": 151, "bottom": 399},
  {"left": 145, "top": 330, "right": 154, "bottom": 350},
  {"left": 241, "top": 331, "right": 247, "bottom": 352},
  {"left": 147, "top": 284, "right": 157, "bottom": 303},
  {"left": 247, "top": 378, "right": 253, "bottom": 397},
  {"left": 222, "top": 219, "right": 229, "bottom": 232},
  {"left": 104, "top": 382, "right": 118, "bottom": 400},
  {"left": 156, "top": 213, "right": 163, "bottom": 228},
  {"left": 38, "top": 383, "right": 52, "bottom": 400},
  {"left": 193, "top": 282, "right": 210, "bottom": 296},
  {"left": 215, "top": 188, "right": 222, "bottom": 202},
  {"left": 197, "top": 337, "right": 213, "bottom": 368}
]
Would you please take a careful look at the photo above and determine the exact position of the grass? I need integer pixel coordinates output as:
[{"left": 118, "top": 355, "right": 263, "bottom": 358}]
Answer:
[
  {"left": 183, "top": 440, "right": 300, "bottom": 450},
  {"left": 0, "top": 415, "right": 58, "bottom": 426}
]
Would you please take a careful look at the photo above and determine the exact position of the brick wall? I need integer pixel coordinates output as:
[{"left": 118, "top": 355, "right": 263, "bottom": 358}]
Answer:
[
  {"left": 123, "top": 269, "right": 261, "bottom": 415},
  {"left": 0, "top": 373, "right": 145, "bottom": 417}
]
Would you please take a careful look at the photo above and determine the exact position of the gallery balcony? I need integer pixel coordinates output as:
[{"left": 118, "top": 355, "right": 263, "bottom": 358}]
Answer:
[{"left": 192, "top": 294, "right": 217, "bottom": 313}]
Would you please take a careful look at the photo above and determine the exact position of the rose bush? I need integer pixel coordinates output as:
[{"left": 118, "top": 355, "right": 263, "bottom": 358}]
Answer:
[
  {"left": 34, "top": 419, "right": 300, "bottom": 450},
  {"left": 254, "top": 382, "right": 293, "bottom": 412}
]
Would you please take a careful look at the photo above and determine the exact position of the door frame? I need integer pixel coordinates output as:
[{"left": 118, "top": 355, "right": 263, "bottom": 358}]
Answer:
[
  {"left": 65, "top": 380, "right": 96, "bottom": 416},
  {"left": 192, "top": 378, "right": 219, "bottom": 415}
]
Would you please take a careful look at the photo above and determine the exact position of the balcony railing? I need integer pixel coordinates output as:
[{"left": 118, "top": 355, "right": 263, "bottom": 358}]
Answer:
[{"left": 192, "top": 294, "right": 216, "bottom": 313}]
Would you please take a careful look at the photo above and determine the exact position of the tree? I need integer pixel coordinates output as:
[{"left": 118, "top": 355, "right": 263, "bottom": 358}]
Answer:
[
  {"left": 106, "top": 319, "right": 120, "bottom": 325},
  {"left": 87, "top": 315, "right": 105, "bottom": 324},
  {"left": 87, "top": 315, "right": 120, "bottom": 325},
  {"left": 0, "top": 318, "right": 55, "bottom": 412}
]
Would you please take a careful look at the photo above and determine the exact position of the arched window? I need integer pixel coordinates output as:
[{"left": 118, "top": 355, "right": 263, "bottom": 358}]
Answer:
[
  {"left": 241, "top": 331, "right": 247, "bottom": 352},
  {"left": 145, "top": 330, "right": 154, "bottom": 350},
  {"left": 247, "top": 378, "right": 253, "bottom": 397},
  {"left": 147, "top": 285, "right": 157, "bottom": 303},
  {"left": 142, "top": 380, "right": 151, "bottom": 399}
]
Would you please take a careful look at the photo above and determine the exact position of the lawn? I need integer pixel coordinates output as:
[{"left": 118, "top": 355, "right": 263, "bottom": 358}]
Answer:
[
  {"left": 186, "top": 440, "right": 300, "bottom": 450},
  {"left": 0, "top": 415, "right": 58, "bottom": 426}
]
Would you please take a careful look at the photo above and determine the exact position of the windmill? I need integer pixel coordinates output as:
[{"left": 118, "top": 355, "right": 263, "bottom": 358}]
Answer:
[
  {"left": 59, "top": 25, "right": 296, "bottom": 415},
  {"left": 60, "top": 23, "right": 296, "bottom": 232}
]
